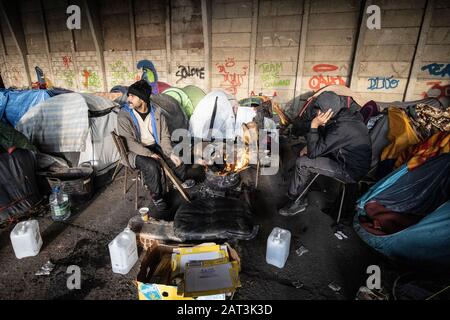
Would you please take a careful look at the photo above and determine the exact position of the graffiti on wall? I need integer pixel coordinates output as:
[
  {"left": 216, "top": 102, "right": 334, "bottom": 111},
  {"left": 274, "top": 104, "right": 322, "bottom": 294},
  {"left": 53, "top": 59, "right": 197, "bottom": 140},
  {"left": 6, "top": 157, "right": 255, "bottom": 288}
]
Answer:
[
  {"left": 259, "top": 62, "right": 290, "bottom": 88},
  {"left": 110, "top": 60, "right": 137, "bottom": 87},
  {"left": 216, "top": 58, "right": 248, "bottom": 95},
  {"left": 175, "top": 65, "right": 205, "bottom": 83},
  {"left": 421, "top": 63, "right": 450, "bottom": 78},
  {"left": 62, "top": 56, "right": 72, "bottom": 69},
  {"left": 422, "top": 81, "right": 450, "bottom": 99},
  {"left": 367, "top": 76, "right": 400, "bottom": 90},
  {"left": 308, "top": 64, "right": 346, "bottom": 91},
  {"left": 82, "top": 69, "right": 101, "bottom": 89}
]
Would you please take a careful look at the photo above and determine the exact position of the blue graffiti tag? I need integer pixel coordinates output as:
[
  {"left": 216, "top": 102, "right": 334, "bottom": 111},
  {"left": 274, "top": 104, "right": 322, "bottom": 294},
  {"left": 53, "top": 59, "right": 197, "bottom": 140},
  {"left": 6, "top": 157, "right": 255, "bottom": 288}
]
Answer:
[
  {"left": 421, "top": 63, "right": 450, "bottom": 77},
  {"left": 367, "top": 76, "right": 400, "bottom": 90}
]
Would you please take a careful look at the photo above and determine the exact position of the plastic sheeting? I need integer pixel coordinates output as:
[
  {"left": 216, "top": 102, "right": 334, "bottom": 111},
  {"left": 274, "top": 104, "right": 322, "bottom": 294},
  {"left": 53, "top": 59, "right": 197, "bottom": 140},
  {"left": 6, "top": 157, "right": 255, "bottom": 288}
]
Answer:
[
  {"left": 0, "top": 149, "right": 41, "bottom": 225},
  {"left": 0, "top": 90, "right": 50, "bottom": 126},
  {"left": 174, "top": 198, "right": 258, "bottom": 241}
]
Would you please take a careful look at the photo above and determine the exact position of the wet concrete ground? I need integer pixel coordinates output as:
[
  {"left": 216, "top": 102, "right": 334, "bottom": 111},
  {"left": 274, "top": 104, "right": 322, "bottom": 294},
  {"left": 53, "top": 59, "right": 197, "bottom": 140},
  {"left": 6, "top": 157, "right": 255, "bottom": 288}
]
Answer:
[{"left": 0, "top": 138, "right": 407, "bottom": 300}]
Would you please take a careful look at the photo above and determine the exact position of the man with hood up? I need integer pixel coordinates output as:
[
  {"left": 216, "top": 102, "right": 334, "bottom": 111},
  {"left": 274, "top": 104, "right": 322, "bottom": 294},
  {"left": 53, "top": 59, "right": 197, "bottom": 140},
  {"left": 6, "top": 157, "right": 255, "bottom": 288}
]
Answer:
[{"left": 279, "top": 91, "right": 372, "bottom": 216}]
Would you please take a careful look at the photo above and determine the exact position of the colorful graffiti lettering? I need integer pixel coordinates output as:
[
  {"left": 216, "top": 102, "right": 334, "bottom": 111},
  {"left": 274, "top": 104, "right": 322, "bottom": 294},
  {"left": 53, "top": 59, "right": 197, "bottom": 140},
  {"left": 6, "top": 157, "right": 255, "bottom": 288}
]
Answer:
[
  {"left": 368, "top": 76, "right": 399, "bottom": 90},
  {"left": 308, "top": 64, "right": 346, "bottom": 91},
  {"left": 62, "top": 70, "right": 75, "bottom": 88},
  {"left": 110, "top": 60, "right": 136, "bottom": 87},
  {"left": 216, "top": 58, "right": 248, "bottom": 95},
  {"left": 82, "top": 69, "right": 101, "bottom": 89},
  {"left": 259, "top": 62, "right": 291, "bottom": 88},
  {"left": 421, "top": 63, "right": 450, "bottom": 77},
  {"left": 62, "top": 56, "right": 72, "bottom": 69},
  {"left": 422, "top": 81, "right": 450, "bottom": 99},
  {"left": 175, "top": 65, "right": 205, "bottom": 83}
]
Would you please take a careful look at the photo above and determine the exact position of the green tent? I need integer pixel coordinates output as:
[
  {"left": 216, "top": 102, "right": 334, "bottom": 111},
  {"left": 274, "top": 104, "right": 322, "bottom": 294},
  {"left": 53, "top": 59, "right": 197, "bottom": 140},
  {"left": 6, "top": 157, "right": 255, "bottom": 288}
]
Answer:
[{"left": 162, "top": 85, "right": 206, "bottom": 118}]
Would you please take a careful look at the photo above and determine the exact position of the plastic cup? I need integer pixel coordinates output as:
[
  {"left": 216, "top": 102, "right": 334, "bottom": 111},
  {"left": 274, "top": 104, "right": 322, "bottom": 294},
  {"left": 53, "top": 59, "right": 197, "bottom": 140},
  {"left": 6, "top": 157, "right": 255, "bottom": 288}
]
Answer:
[{"left": 139, "top": 207, "right": 149, "bottom": 222}]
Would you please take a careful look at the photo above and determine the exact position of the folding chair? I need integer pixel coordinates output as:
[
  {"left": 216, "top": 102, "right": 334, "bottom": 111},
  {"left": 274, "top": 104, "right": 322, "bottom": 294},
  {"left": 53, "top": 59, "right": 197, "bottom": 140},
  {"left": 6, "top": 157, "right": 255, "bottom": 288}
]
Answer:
[
  {"left": 111, "top": 131, "right": 143, "bottom": 210},
  {"left": 294, "top": 173, "right": 356, "bottom": 226}
]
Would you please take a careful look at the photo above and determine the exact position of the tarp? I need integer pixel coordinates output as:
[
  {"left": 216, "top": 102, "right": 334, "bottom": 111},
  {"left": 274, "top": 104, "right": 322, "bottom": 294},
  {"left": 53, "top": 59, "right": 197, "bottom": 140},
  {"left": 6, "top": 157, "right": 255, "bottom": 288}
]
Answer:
[
  {"left": 0, "top": 149, "right": 41, "bottom": 225},
  {"left": 0, "top": 122, "right": 36, "bottom": 153},
  {"left": 189, "top": 90, "right": 236, "bottom": 140},
  {"left": 354, "top": 153, "right": 450, "bottom": 270},
  {"left": 0, "top": 90, "right": 50, "bottom": 126}
]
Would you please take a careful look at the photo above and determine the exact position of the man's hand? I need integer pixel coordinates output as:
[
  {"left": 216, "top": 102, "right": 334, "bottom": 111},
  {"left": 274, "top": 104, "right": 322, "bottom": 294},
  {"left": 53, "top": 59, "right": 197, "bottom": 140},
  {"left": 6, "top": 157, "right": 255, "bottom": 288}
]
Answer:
[
  {"left": 170, "top": 154, "right": 182, "bottom": 167},
  {"left": 300, "top": 146, "right": 308, "bottom": 156},
  {"left": 150, "top": 153, "right": 161, "bottom": 160},
  {"left": 311, "top": 109, "right": 334, "bottom": 129}
]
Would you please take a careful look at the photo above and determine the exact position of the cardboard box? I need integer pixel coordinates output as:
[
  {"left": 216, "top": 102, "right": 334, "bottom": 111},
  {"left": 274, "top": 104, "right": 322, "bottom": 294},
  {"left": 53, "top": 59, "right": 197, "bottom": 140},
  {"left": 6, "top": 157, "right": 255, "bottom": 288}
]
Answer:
[{"left": 135, "top": 242, "right": 240, "bottom": 300}]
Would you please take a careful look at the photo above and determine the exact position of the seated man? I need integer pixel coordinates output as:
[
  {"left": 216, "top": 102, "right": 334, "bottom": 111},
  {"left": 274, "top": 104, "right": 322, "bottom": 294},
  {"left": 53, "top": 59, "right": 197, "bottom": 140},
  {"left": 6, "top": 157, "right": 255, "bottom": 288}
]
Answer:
[
  {"left": 279, "top": 91, "right": 372, "bottom": 216},
  {"left": 118, "top": 80, "right": 191, "bottom": 219}
]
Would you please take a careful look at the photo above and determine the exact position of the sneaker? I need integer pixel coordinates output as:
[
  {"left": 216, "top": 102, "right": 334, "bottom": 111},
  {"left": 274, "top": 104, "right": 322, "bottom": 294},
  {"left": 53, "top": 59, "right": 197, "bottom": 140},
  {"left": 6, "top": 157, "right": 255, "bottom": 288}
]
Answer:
[
  {"left": 181, "top": 179, "right": 196, "bottom": 189},
  {"left": 152, "top": 198, "right": 168, "bottom": 212},
  {"left": 279, "top": 198, "right": 308, "bottom": 216}
]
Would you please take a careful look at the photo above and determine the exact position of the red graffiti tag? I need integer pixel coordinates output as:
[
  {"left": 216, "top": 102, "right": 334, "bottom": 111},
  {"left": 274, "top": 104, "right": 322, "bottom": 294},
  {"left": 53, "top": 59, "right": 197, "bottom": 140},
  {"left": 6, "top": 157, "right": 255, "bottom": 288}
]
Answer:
[
  {"left": 62, "top": 56, "right": 72, "bottom": 69},
  {"left": 216, "top": 58, "right": 248, "bottom": 95},
  {"left": 422, "top": 81, "right": 450, "bottom": 99},
  {"left": 82, "top": 70, "right": 91, "bottom": 88},
  {"left": 308, "top": 64, "right": 346, "bottom": 91}
]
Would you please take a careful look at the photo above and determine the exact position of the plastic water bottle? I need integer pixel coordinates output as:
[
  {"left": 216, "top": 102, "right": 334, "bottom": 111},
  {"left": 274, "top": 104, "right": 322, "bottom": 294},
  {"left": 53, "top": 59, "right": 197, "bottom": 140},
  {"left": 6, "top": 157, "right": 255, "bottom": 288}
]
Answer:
[
  {"left": 108, "top": 228, "right": 138, "bottom": 275},
  {"left": 266, "top": 227, "right": 291, "bottom": 268},
  {"left": 49, "top": 186, "right": 71, "bottom": 221},
  {"left": 10, "top": 220, "right": 43, "bottom": 259}
]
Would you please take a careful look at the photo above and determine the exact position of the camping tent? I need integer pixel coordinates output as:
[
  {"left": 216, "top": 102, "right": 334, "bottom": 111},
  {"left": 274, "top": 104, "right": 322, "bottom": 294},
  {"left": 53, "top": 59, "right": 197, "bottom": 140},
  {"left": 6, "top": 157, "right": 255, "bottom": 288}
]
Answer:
[
  {"left": 162, "top": 85, "right": 206, "bottom": 118},
  {"left": 151, "top": 93, "right": 189, "bottom": 135},
  {"left": 189, "top": 90, "right": 236, "bottom": 140},
  {"left": 354, "top": 153, "right": 450, "bottom": 271},
  {"left": 15, "top": 93, "right": 119, "bottom": 176}
]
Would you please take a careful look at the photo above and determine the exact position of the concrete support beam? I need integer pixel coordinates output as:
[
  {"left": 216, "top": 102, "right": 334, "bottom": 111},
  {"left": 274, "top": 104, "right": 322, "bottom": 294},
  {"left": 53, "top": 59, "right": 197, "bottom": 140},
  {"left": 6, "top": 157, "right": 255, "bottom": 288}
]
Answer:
[
  {"left": 349, "top": 0, "right": 371, "bottom": 91},
  {"left": 248, "top": 0, "right": 259, "bottom": 95},
  {"left": 166, "top": 0, "right": 172, "bottom": 85},
  {"left": 404, "top": 0, "right": 435, "bottom": 101},
  {"left": 201, "top": 0, "right": 212, "bottom": 92},
  {"left": 293, "top": 0, "right": 310, "bottom": 107},
  {"left": 83, "top": 0, "right": 108, "bottom": 91},
  {"left": 128, "top": 0, "right": 137, "bottom": 69},
  {"left": 38, "top": 0, "right": 56, "bottom": 84},
  {"left": 0, "top": 0, "right": 32, "bottom": 86}
]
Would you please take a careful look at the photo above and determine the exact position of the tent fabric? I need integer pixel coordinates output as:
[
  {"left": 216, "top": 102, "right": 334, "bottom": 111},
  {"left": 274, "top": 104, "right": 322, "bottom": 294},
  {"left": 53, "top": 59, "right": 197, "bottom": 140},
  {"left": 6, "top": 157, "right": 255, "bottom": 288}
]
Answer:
[
  {"left": 354, "top": 154, "right": 450, "bottom": 270},
  {"left": 162, "top": 87, "right": 193, "bottom": 118},
  {"left": 0, "top": 149, "right": 41, "bottom": 225},
  {"left": 182, "top": 85, "right": 206, "bottom": 110},
  {"left": 0, "top": 90, "right": 51, "bottom": 126},
  {"left": 173, "top": 198, "right": 258, "bottom": 241},
  {"left": 380, "top": 108, "right": 421, "bottom": 161},
  {"left": 189, "top": 90, "right": 236, "bottom": 140},
  {"left": 16, "top": 93, "right": 90, "bottom": 153},
  {"left": 151, "top": 93, "right": 188, "bottom": 135},
  {"left": 375, "top": 97, "right": 443, "bottom": 112},
  {"left": 15, "top": 93, "right": 119, "bottom": 175}
]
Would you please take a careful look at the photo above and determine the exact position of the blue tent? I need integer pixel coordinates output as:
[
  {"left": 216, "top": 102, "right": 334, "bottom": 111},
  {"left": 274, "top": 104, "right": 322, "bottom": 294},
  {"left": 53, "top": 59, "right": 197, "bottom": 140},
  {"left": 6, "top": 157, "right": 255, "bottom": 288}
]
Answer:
[
  {"left": 0, "top": 89, "right": 70, "bottom": 127},
  {"left": 354, "top": 153, "right": 450, "bottom": 271}
]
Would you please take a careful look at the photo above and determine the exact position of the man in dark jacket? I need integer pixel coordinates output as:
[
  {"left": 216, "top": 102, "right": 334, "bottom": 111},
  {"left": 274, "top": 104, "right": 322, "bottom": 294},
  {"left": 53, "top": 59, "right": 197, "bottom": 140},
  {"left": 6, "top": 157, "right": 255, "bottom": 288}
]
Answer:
[
  {"left": 279, "top": 91, "right": 372, "bottom": 216},
  {"left": 117, "top": 80, "right": 191, "bottom": 219}
]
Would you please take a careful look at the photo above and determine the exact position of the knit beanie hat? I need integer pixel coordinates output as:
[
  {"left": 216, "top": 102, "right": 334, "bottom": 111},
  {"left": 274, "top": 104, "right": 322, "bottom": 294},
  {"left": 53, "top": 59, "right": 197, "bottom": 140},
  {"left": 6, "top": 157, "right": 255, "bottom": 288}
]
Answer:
[{"left": 128, "top": 80, "right": 152, "bottom": 105}]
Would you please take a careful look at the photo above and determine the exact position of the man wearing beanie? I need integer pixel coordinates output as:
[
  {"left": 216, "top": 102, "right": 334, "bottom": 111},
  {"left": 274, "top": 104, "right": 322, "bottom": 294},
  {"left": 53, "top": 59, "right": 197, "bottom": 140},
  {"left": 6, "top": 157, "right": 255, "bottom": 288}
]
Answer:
[{"left": 117, "top": 80, "right": 187, "bottom": 219}]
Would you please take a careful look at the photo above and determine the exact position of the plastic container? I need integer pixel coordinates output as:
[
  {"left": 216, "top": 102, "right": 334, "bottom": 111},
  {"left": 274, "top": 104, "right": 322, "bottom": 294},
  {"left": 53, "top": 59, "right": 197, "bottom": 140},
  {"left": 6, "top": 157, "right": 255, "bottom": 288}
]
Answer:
[
  {"left": 108, "top": 228, "right": 138, "bottom": 275},
  {"left": 10, "top": 220, "right": 43, "bottom": 259},
  {"left": 49, "top": 186, "right": 71, "bottom": 221},
  {"left": 266, "top": 227, "right": 291, "bottom": 268}
]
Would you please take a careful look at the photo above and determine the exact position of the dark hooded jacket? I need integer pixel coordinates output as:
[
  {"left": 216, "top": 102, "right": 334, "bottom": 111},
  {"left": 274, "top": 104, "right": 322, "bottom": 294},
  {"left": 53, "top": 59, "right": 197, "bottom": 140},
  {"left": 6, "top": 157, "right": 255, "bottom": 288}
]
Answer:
[{"left": 306, "top": 91, "right": 372, "bottom": 181}]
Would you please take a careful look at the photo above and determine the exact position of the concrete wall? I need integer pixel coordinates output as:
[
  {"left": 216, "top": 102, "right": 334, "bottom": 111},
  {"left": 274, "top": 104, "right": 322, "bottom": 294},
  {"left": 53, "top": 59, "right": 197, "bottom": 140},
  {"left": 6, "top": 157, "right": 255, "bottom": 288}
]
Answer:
[{"left": 0, "top": 0, "right": 449, "bottom": 108}]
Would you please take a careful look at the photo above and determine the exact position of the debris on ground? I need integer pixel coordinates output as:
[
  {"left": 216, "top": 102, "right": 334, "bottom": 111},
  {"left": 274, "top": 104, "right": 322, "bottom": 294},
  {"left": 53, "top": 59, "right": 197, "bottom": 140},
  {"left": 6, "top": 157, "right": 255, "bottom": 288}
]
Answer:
[
  {"left": 295, "top": 245, "right": 309, "bottom": 257},
  {"left": 355, "top": 286, "right": 389, "bottom": 300},
  {"left": 35, "top": 260, "right": 55, "bottom": 276},
  {"left": 292, "top": 280, "right": 304, "bottom": 289},
  {"left": 328, "top": 282, "right": 341, "bottom": 292}
]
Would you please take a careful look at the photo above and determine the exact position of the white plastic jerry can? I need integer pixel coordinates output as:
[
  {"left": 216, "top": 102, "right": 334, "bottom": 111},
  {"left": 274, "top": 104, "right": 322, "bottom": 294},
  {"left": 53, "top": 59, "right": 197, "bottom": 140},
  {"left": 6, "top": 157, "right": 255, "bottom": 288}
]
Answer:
[
  {"left": 266, "top": 227, "right": 291, "bottom": 268},
  {"left": 108, "top": 228, "right": 138, "bottom": 275},
  {"left": 10, "top": 220, "right": 43, "bottom": 259}
]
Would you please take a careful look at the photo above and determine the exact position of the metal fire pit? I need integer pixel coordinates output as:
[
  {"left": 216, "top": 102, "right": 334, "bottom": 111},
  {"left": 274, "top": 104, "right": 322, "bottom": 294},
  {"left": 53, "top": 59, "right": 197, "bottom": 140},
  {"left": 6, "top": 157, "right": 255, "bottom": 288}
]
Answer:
[{"left": 205, "top": 170, "right": 241, "bottom": 191}]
